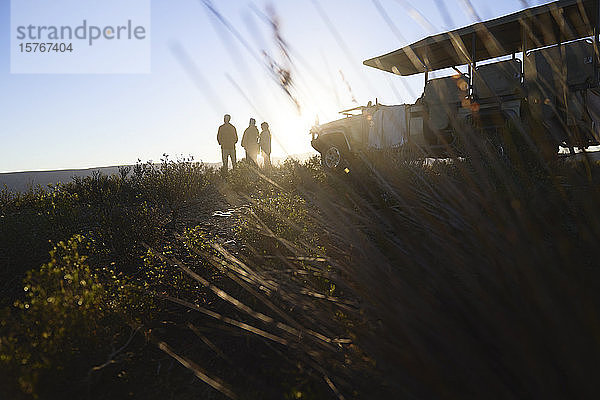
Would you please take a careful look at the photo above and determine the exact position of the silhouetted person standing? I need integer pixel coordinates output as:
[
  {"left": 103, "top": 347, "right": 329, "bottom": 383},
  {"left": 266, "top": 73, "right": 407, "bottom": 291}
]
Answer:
[
  {"left": 217, "top": 114, "right": 238, "bottom": 173},
  {"left": 241, "top": 118, "right": 259, "bottom": 165},
  {"left": 260, "top": 122, "right": 272, "bottom": 168}
]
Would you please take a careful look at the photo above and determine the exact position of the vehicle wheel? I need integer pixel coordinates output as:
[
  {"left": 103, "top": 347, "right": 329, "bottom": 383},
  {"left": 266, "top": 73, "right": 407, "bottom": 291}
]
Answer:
[
  {"left": 520, "top": 108, "right": 561, "bottom": 163},
  {"left": 451, "top": 117, "right": 475, "bottom": 157},
  {"left": 321, "top": 144, "right": 345, "bottom": 171},
  {"left": 400, "top": 143, "right": 420, "bottom": 161}
]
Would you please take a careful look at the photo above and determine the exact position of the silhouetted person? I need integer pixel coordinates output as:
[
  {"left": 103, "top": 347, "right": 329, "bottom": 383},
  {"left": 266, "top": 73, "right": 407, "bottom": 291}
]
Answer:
[
  {"left": 241, "top": 118, "right": 259, "bottom": 165},
  {"left": 260, "top": 122, "right": 272, "bottom": 168},
  {"left": 217, "top": 114, "right": 238, "bottom": 173}
]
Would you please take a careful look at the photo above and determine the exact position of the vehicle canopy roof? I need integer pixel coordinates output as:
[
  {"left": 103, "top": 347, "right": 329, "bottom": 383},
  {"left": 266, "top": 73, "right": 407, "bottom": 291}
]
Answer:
[{"left": 363, "top": 0, "right": 597, "bottom": 76}]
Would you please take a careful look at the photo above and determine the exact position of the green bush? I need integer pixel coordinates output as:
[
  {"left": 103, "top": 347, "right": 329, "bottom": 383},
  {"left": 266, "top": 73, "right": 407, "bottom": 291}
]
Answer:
[
  {"left": 2, "top": 152, "right": 600, "bottom": 399},
  {"left": 0, "top": 235, "right": 141, "bottom": 398},
  {"left": 0, "top": 158, "right": 224, "bottom": 398}
]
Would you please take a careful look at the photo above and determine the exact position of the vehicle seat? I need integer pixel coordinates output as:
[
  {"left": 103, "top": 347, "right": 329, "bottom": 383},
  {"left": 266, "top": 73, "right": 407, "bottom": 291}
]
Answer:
[
  {"left": 423, "top": 75, "right": 468, "bottom": 130},
  {"left": 474, "top": 59, "right": 522, "bottom": 99},
  {"left": 525, "top": 46, "right": 560, "bottom": 121},
  {"left": 565, "top": 39, "right": 594, "bottom": 88},
  {"left": 525, "top": 39, "right": 595, "bottom": 122}
]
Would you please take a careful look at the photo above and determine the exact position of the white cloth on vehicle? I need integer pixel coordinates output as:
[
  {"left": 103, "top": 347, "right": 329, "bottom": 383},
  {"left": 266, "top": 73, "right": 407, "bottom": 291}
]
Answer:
[{"left": 368, "top": 105, "right": 407, "bottom": 149}]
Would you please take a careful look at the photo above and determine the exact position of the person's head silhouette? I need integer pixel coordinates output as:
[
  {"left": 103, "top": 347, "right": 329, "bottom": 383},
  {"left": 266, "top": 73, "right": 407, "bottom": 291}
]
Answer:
[
  {"left": 249, "top": 118, "right": 256, "bottom": 126},
  {"left": 224, "top": 114, "right": 231, "bottom": 123},
  {"left": 261, "top": 122, "right": 269, "bottom": 130}
]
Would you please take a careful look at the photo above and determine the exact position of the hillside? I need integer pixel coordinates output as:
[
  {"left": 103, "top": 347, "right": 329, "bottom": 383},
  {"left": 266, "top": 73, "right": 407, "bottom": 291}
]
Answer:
[
  {"left": 1, "top": 149, "right": 599, "bottom": 399},
  {"left": 0, "top": 153, "right": 315, "bottom": 193}
]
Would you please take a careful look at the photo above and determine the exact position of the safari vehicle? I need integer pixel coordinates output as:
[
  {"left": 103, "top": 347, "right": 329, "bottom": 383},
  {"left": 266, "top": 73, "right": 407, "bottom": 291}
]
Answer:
[{"left": 311, "top": 0, "right": 600, "bottom": 170}]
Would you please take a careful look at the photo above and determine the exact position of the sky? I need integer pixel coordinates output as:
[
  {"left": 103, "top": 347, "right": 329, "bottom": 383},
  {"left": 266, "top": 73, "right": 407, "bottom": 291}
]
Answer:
[{"left": 0, "top": 0, "right": 553, "bottom": 173}]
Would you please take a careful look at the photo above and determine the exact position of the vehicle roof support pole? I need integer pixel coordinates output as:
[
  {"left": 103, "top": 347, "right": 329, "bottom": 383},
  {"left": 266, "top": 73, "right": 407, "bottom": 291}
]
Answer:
[
  {"left": 468, "top": 63, "right": 472, "bottom": 95},
  {"left": 593, "top": 0, "right": 600, "bottom": 86},
  {"left": 471, "top": 32, "right": 477, "bottom": 97},
  {"left": 424, "top": 69, "right": 429, "bottom": 90},
  {"left": 521, "top": 19, "right": 528, "bottom": 65},
  {"left": 555, "top": 16, "right": 567, "bottom": 115}
]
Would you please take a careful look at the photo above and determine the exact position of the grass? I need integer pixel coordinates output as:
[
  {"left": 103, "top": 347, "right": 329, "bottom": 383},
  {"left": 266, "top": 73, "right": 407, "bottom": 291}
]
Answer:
[{"left": 1, "top": 146, "right": 600, "bottom": 399}]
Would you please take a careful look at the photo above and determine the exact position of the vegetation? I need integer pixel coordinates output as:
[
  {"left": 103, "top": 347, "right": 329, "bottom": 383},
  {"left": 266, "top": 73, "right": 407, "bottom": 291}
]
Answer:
[{"left": 1, "top": 148, "right": 600, "bottom": 399}]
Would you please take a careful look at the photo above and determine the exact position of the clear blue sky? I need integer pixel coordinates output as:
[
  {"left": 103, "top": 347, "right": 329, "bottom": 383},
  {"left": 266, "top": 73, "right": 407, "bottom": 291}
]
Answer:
[{"left": 0, "top": 0, "right": 552, "bottom": 172}]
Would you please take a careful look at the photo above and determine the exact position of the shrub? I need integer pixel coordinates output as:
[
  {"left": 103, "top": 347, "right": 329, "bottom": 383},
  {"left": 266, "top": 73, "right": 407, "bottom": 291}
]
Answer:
[{"left": 0, "top": 235, "right": 141, "bottom": 398}]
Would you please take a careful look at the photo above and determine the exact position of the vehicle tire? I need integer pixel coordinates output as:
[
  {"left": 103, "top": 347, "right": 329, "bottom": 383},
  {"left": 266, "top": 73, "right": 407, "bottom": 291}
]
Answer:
[
  {"left": 451, "top": 116, "right": 475, "bottom": 157},
  {"left": 400, "top": 143, "right": 422, "bottom": 162},
  {"left": 519, "top": 105, "right": 560, "bottom": 164},
  {"left": 321, "top": 144, "right": 347, "bottom": 171}
]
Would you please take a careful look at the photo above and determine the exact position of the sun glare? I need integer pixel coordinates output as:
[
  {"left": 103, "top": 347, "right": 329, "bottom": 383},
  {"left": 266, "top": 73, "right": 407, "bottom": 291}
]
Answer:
[{"left": 263, "top": 99, "right": 339, "bottom": 159}]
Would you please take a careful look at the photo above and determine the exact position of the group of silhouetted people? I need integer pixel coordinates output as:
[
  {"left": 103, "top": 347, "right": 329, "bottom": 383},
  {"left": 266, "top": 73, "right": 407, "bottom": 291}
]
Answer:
[{"left": 217, "top": 114, "right": 271, "bottom": 173}]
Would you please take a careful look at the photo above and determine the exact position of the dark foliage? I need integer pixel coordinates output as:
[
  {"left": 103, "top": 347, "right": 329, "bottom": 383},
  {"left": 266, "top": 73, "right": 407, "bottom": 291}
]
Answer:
[{"left": 1, "top": 148, "right": 600, "bottom": 399}]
